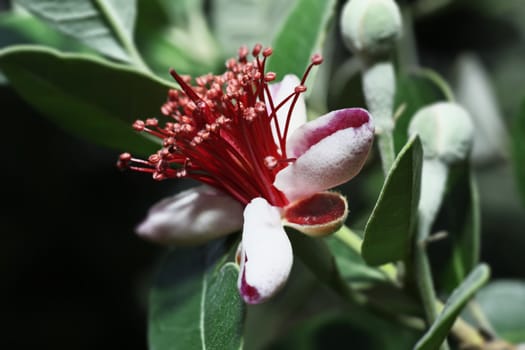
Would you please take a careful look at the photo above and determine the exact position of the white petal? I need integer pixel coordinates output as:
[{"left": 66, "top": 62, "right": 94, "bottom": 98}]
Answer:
[
  {"left": 237, "top": 197, "right": 293, "bottom": 304},
  {"left": 274, "top": 108, "right": 374, "bottom": 200},
  {"left": 268, "top": 74, "right": 307, "bottom": 144},
  {"left": 136, "top": 185, "right": 243, "bottom": 245}
]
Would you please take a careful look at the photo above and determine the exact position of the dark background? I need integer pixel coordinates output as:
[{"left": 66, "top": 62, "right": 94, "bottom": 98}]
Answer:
[{"left": 0, "top": 85, "right": 168, "bottom": 349}]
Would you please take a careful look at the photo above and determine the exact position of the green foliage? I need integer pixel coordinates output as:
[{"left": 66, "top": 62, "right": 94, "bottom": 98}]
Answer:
[
  {"left": 149, "top": 240, "right": 244, "bottom": 350},
  {"left": 415, "top": 264, "right": 490, "bottom": 350},
  {"left": 267, "top": 0, "right": 337, "bottom": 81},
  {"left": 438, "top": 162, "right": 481, "bottom": 292},
  {"left": 211, "top": 0, "right": 294, "bottom": 55},
  {"left": 135, "top": 0, "right": 222, "bottom": 76},
  {"left": 362, "top": 136, "right": 422, "bottom": 266},
  {"left": 14, "top": 0, "right": 139, "bottom": 62},
  {"left": 0, "top": 12, "right": 88, "bottom": 51},
  {"left": 394, "top": 69, "right": 453, "bottom": 153},
  {"left": 0, "top": 45, "right": 170, "bottom": 156}
]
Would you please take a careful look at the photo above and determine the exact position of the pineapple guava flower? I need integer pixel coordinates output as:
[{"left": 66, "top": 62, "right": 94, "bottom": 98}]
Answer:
[{"left": 118, "top": 45, "right": 374, "bottom": 304}]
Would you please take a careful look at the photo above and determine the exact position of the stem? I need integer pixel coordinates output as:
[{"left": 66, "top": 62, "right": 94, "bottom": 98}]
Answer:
[
  {"left": 377, "top": 131, "right": 396, "bottom": 175},
  {"left": 362, "top": 60, "right": 396, "bottom": 174},
  {"left": 414, "top": 232, "right": 439, "bottom": 324},
  {"left": 436, "top": 302, "right": 486, "bottom": 347},
  {"left": 332, "top": 226, "right": 487, "bottom": 349},
  {"left": 414, "top": 159, "right": 451, "bottom": 349},
  {"left": 334, "top": 226, "right": 397, "bottom": 281}
]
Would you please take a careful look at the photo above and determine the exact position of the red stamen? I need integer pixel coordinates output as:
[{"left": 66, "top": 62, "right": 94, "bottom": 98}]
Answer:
[{"left": 120, "top": 45, "right": 322, "bottom": 208}]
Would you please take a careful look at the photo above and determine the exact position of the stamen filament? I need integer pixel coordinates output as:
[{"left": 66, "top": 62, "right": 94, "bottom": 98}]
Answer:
[{"left": 119, "top": 45, "right": 322, "bottom": 209}]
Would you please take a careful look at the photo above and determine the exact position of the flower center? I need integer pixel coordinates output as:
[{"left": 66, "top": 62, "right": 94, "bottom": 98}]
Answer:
[{"left": 118, "top": 45, "right": 322, "bottom": 207}]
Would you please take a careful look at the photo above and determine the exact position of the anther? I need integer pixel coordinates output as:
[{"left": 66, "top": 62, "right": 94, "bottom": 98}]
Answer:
[
  {"left": 181, "top": 124, "right": 194, "bottom": 133},
  {"left": 197, "top": 100, "right": 208, "bottom": 110},
  {"left": 163, "top": 137, "right": 174, "bottom": 147},
  {"left": 146, "top": 118, "right": 158, "bottom": 127},
  {"left": 263, "top": 47, "right": 273, "bottom": 57},
  {"left": 264, "top": 156, "right": 278, "bottom": 170},
  {"left": 168, "top": 89, "right": 178, "bottom": 100},
  {"left": 190, "top": 136, "right": 203, "bottom": 147},
  {"left": 243, "top": 107, "right": 257, "bottom": 122},
  {"left": 181, "top": 116, "right": 192, "bottom": 124},
  {"left": 148, "top": 154, "right": 161, "bottom": 164},
  {"left": 311, "top": 54, "right": 323, "bottom": 65},
  {"left": 161, "top": 104, "right": 173, "bottom": 115},
  {"left": 238, "top": 46, "right": 249, "bottom": 60},
  {"left": 133, "top": 120, "right": 145, "bottom": 131},
  {"left": 117, "top": 153, "right": 132, "bottom": 169},
  {"left": 294, "top": 85, "right": 307, "bottom": 93},
  {"left": 208, "top": 123, "right": 219, "bottom": 132},
  {"left": 196, "top": 76, "right": 207, "bottom": 86},
  {"left": 264, "top": 72, "right": 276, "bottom": 82},
  {"left": 252, "top": 44, "right": 262, "bottom": 56},
  {"left": 153, "top": 172, "right": 166, "bottom": 181},
  {"left": 226, "top": 58, "right": 237, "bottom": 69},
  {"left": 254, "top": 101, "right": 266, "bottom": 113}
]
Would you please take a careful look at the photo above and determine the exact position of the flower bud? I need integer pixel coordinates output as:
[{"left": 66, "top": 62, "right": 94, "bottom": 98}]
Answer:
[
  {"left": 408, "top": 102, "right": 474, "bottom": 164},
  {"left": 340, "top": 0, "right": 402, "bottom": 57}
]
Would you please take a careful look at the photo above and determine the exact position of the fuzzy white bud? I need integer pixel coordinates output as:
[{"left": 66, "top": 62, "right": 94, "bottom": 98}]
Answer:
[
  {"left": 409, "top": 102, "right": 475, "bottom": 164},
  {"left": 340, "top": 0, "right": 402, "bottom": 58}
]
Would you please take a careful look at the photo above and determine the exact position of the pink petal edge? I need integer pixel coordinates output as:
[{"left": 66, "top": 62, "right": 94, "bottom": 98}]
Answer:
[{"left": 274, "top": 108, "right": 374, "bottom": 200}]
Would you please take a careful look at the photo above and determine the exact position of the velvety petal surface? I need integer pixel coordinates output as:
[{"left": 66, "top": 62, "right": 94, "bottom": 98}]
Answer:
[
  {"left": 268, "top": 74, "right": 307, "bottom": 144},
  {"left": 136, "top": 185, "right": 243, "bottom": 245},
  {"left": 238, "top": 197, "right": 293, "bottom": 304},
  {"left": 274, "top": 108, "right": 374, "bottom": 200}
]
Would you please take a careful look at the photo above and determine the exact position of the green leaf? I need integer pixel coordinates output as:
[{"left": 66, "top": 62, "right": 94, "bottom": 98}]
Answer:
[
  {"left": 511, "top": 97, "right": 525, "bottom": 206},
  {"left": 135, "top": 0, "right": 221, "bottom": 77},
  {"left": 267, "top": 0, "right": 337, "bottom": 80},
  {"left": 394, "top": 69, "right": 453, "bottom": 153},
  {"left": 0, "top": 12, "right": 89, "bottom": 52},
  {"left": 362, "top": 136, "right": 423, "bottom": 266},
  {"left": 415, "top": 264, "right": 490, "bottom": 350},
  {"left": 149, "top": 241, "right": 244, "bottom": 350},
  {"left": 0, "top": 45, "right": 171, "bottom": 156},
  {"left": 438, "top": 162, "right": 481, "bottom": 292},
  {"left": 211, "top": 0, "right": 295, "bottom": 54},
  {"left": 14, "top": 0, "right": 138, "bottom": 62},
  {"left": 476, "top": 280, "right": 525, "bottom": 343}
]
